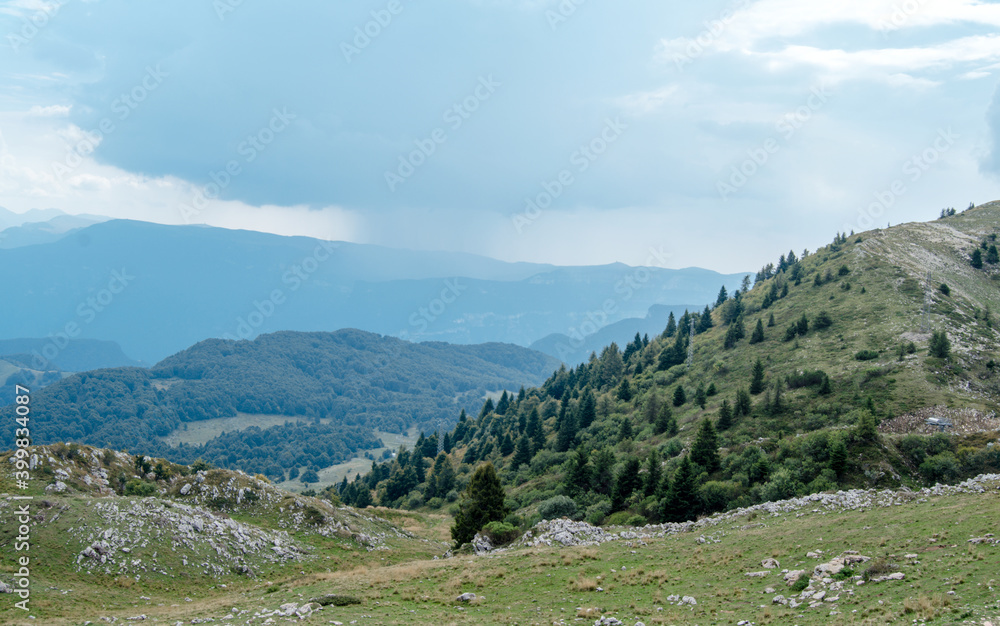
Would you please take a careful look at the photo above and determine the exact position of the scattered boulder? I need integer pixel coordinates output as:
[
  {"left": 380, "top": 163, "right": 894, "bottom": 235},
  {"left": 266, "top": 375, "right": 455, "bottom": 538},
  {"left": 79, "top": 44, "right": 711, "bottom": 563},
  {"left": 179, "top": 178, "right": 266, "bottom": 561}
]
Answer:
[
  {"left": 179, "top": 483, "right": 192, "bottom": 496},
  {"left": 772, "top": 594, "right": 788, "bottom": 605},
  {"left": 870, "top": 572, "right": 905, "bottom": 583},
  {"left": 784, "top": 570, "right": 806, "bottom": 584},
  {"left": 594, "top": 617, "right": 624, "bottom": 626},
  {"left": 761, "top": 558, "right": 779, "bottom": 569},
  {"left": 457, "top": 593, "right": 477, "bottom": 603}
]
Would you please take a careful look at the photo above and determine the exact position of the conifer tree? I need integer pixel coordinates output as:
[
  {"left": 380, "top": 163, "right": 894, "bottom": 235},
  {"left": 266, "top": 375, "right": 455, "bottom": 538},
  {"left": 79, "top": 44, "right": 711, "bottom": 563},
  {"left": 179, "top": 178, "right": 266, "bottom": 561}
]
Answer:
[
  {"left": 564, "top": 448, "right": 591, "bottom": 496},
  {"left": 929, "top": 330, "right": 951, "bottom": 359},
  {"left": 618, "top": 417, "right": 634, "bottom": 442},
  {"left": 661, "top": 456, "right": 698, "bottom": 522},
  {"left": 555, "top": 410, "right": 577, "bottom": 452},
  {"left": 451, "top": 463, "right": 507, "bottom": 546},
  {"left": 655, "top": 405, "right": 677, "bottom": 436},
  {"left": 750, "top": 319, "right": 765, "bottom": 344},
  {"left": 590, "top": 447, "right": 616, "bottom": 495},
  {"left": 512, "top": 434, "right": 531, "bottom": 469},
  {"left": 577, "top": 389, "right": 597, "bottom": 429},
  {"left": 706, "top": 382, "right": 717, "bottom": 396},
  {"left": 644, "top": 392, "right": 660, "bottom": 424},
  {"left": 697, "top": 305, "right": 714, "bottom": 333},
  {"left": 665, "top": 312, "right": 677, "bottom": 337},
  {"left": 818, "top": 374, "right": 832, "bottom": 395},
  {"left": 526, "top": 407, "right": 545, "bottom": 453},
  {"left": 829, "top": 438, "right": 847, "bottom": 477},
  {"left": 767, "top": 312, "right": 775, "bottom": 327},
  {"left": 712, "top": 398, "right": 731, "bottom": 432},
  {"left": 499, "top": 432, "right": 514, "bottom": 456},
  {"left": 479, "top": 398, "right": 495, "bottom": 419},
  {"left": 616, "top": 377, "right": 633, "bottom": 401},
  {"left": 611, "top": 456, "right": 642, "bottom": 511},
  {"left": 672, "top": 385, "right": 687, "bottom": 407},
  {"left": 643, "top": 449, "right": 662, "bottom": 498},
  {"left": 971, "top": 248, "right": 984, "bottom": 269},
  {"left": 750, "top": 358, "right": 766, "bottom": 395},
  {"left": 734, "top": 387, "right": 752, "bottom": 416},
  {"left": 715, "top": 285, "right": 728, "bottom": 307},
  {"left": 988, "top": 244, "right": 999, "bottom": 264},
  {"left": 690, "top": 418, "right": 720, "bottom": 473},
  {"left": 695, "top": 383, "right": 707, "bottom": 409}
]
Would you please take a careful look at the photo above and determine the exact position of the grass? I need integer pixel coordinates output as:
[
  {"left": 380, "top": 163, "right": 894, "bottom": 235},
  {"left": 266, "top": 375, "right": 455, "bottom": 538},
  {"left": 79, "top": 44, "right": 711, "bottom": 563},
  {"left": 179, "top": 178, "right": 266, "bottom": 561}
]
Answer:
[{"left": 1, "top": 473, "right": 998, "bottom": 625}]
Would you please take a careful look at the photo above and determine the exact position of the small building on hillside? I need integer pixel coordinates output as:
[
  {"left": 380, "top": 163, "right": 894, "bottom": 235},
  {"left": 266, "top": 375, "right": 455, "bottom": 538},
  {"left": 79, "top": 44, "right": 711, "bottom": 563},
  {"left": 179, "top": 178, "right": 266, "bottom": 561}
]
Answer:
[{"left": 925, "top": 417, "right": 953, "bottom": 432}]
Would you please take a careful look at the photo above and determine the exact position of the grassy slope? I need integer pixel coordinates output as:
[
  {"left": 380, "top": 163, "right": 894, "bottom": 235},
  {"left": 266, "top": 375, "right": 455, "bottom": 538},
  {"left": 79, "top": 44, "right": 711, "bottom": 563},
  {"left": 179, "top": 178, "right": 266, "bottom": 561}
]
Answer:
[{"left": 1, "top": 448, "right": 997, "bottom": 624}]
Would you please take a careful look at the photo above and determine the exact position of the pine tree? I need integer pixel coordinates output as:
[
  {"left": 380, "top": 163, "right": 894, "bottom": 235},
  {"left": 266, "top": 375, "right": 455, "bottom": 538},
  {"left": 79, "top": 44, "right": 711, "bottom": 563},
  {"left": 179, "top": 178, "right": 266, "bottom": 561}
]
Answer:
[
  {"left": 706, "top": 382, "right": 717, "bottom": 396},
  {"left": 697, "top": 305, "right": 714, "bottom": 333},
  {"left": 655, "top": 405, "right": 677, "bottom": 436},
  {"left": 564, "top": 448, "right": 591, "bottom": 496},
  {"left": 767, "top": 312, "right": 775, "bottom": 327},
  {"left": 988, "top": 244, "right": 999, "bottom": 264},
  {"left": 661, "top": 456, "right": 699, "bottom": 523},
  {"left": 644, "top": 392, "right": 660, "bottom": 424},
  {"left": 971, "top": 248, "right": 984, "bottom": 269},
  {"left": 717, "top": 399, "right": 733, "bottom": 430},
  {"left": 715, "top": 285, "right": 728, "bottom": 307},
  {"left": 818, "top": 374, "right": 832, "bottom": 395},
  {"left": 855, "top": 410, "right": 879, "bottom": 443},
  {"left": 750, "top": 358, "right": 766, "bottom": 395},
  {"left": 695, "top": 383, "right": 707, "bottom": 409},
  {"left": 616, "top": 377, "right": 633, "bottom": 401},
  {"left": 526, "top": 407, "right": 545, "bottom": 453},
  {"left": 829, "top": 438, "right": 847, "bottom": 477},
  {"left": 555, "top": 410, "right": 577, "bottom": 452},
  {"left": 929, "top": 330, "right": 950, "bottom": 359},
  {"left": 672, "top": 385, "right": 686, "bottom": 407},
  {"left": 643, "top": 449, "right": 662, "bottom": 498},
  {"left": 590, "top": 447, "right": 616, "bottom": 495},
  {"left": 796, "top": 313, "right": 809, "bottom": 336},
  {"left": 611, "top": 457, "right": 642, "bottom": 511},
  {"left": 770, "top": 380, "right": 784, "bottom": 415},
  {"left": 499, "top": 432, "right": 514, "bottom": 456},
  {"left": 618, "top": 417, "right": 634, "bottom": 442},
  {"left": 512, "top": 434, "right": 531, "bottom": 469},
  {"left": 690, "top": 418, "right": 720, "bottom": 473},
  {"left": 495, "top": 391, "right": 510, "bottom": 415},
  {"left": 665, "top": 312, "right": 677, "bottom": 337},
  {"left": 734, "top": 387, "right": 752, "bottom": 416},
  {"left": 750, "top": 319, "right": 765, "bottom": 344},
  {"left": 577, "top": 390, "right": 597, "bottom": 429},
  {"left": 451, "top": 463, "right": 507, "bottom": 547}
]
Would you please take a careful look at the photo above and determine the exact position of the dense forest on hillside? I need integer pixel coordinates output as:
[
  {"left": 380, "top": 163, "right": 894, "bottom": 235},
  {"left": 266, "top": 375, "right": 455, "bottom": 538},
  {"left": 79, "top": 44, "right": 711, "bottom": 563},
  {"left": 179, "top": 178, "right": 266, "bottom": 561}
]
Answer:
[
  {"left": 0, "top": 330, "right": 559, "bottom": 475},
  {"left": 336, "top": 206, "right": 1000, "bottom": 542}
]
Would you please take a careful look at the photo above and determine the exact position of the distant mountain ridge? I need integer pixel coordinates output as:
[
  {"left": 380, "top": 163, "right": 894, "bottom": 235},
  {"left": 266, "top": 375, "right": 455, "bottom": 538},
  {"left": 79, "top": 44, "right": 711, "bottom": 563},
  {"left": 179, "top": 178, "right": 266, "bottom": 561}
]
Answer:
[{"left": 0, "top": 219, "right": 748, "bottom": 362}]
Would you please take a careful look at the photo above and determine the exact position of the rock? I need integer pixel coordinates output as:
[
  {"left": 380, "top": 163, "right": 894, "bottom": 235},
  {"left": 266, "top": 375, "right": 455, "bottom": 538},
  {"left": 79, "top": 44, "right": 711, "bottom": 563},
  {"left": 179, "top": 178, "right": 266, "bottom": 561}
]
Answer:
[
  {"left": 278, "top": 602, "right": 298, "bottom": 616},
  {"left": 46, "top": 481, "right": 68, "bottom": 493},
  {"left": 813, "top": 590, "right": 826, "bottom": 601},
  {"left": 594, "top": 618, "right": 624, "bottom": 626},
  {"left": 456, "top": 593, "right": 477, "bottom": 602},
  {"left": 772, "top": 594, "right": 787, "bottom": 605},
  {"left": 763, "top": 586, "right": 775, "bottom": 594},
  {"left": 784, "top": 569, "right": 806, "bottom": 584},
  {"left": 761, "top": 558, "right": 779, "bottom": 569},
  {"left": 871, "top": 572, "right": 905, "bottom": 582},
  {"left": 679, "top": 596, "right": 697, "bottom": 606},
  {"left": 745, "top": 571, "right": 769, "bottom": 578},
  {"left": 295, "top": 603, "right": 320, "bottom": 617},
  {"left": 180, "top": 483, "right": 192, "bottom": 496},
  {"left": 0, "top": 582, "right": 10, "bottom": 593},
  {"left": 806, "top": 550, "right": 822, "bottom": 558},
  {"left": 471, "top": 533, "right": 493, "bottom": 555}
]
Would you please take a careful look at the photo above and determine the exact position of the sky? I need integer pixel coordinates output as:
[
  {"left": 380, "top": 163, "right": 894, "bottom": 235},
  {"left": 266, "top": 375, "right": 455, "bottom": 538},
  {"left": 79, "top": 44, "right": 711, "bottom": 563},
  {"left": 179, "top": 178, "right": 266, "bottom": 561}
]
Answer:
[{"left": 1, "top": 0, "right": 1000, "bottom": 273}]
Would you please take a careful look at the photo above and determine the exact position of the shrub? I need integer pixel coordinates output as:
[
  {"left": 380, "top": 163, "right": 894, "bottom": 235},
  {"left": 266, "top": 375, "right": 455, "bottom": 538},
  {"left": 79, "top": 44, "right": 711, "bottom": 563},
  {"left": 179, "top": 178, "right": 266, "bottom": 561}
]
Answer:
[
  {"left": 838, "top": 265, "right": 850, "bottom": 276},
  {"left": 585, "top": 500, "right": 611, "bottom": 526},
  {"left": 310, "top": 594, "right": 361, "bottom": 607},
  {"left": 813, "top": 311, "right": 833, "bottom": 329},
  {"left": 787, "top": 370, "right": 827, "bottom": 389},
  {"left": 938, "top": 283, "right": 951, "bottom": 296},
  {"left": 863, "top": 558, "right": 897, "bottom": 582},
  {"left": 855, "top": 350, "right": 879, "bottom": 361},
  {"left": 481, "top": 521, "right": 520, "bottom": 546},
  {"left": 124, "top": 479, "right": 156, "bottom": 496},
  {"left": 790, "top": 576, "right": 810, "bottom": 592},
  {"left": 604, "top": 511, "right": 633, "bottom": 526},
  {"left": 538, "top": 495, "right": 579, "bottom": 520},
  {"left": 625, "top": 514, "right": 647, "bottom": 527}
]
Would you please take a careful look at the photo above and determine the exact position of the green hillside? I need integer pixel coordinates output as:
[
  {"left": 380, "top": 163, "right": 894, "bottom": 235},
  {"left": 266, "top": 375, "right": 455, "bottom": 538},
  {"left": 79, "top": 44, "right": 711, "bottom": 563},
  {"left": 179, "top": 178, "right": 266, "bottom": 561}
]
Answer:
[
  {"left": 340, "top": 203, "right": 1000, "bottom": 530},
  {"left": 0, "top": 330, "right": 560, "bottom": 477}
]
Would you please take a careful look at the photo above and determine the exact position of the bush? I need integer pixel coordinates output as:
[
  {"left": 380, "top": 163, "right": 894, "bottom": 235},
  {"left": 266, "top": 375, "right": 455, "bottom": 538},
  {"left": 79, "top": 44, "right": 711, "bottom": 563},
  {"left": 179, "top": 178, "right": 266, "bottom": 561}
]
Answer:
[
  {"left": 700, "top": 481, "right": 742, "bottom": 513},
  {"left": 585, "top": 500, "right": 611, "bottom": 526},
  {"left": 863, "top": 558, "right": 897, "bottom": 582},
  {"left": 625, "top": 514, "right": 647, "bottom": 527},
  {"left": 787, "top": 370, "right": 827, "bottom": 389},
  {"left": 920, "top": 452, "right": 960, "bottom": 483},
  {"left": 790, "top": 576, "right": 810, "bottom": 592},
  {"left": 813, "top": 311, "right": 833, "bottom": 329},
  {"left": 124, "top": 479, "right": 156, "bottom": 496},
  {"left": 938, "top": 283, "right": 951, "bottom": 296},
  {"left": 481, "top": 521, "right": 520, "bottom": 546},
  {"left": 604, "top": 511, "right": 633, "bottom": 526},
  {"left": 854, "top": 350, "right": 879, "bottom": 361},
  {"left": 760, "top": 469, "right": 803, "bottom": 502},
  {"left": 310, "top": 594, "right": 361, "bottom": 607},
  {"left": 538, "top": 495, "right": 579, "bottom": 520}
]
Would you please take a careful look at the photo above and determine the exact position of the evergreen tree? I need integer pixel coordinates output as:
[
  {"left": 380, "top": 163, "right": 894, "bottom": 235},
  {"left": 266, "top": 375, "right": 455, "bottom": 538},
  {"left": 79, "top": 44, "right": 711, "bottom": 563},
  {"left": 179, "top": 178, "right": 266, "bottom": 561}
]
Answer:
[
  {"left": 690, "top": 418, "right": 720, "bottom": 473},
  {"left": 495, "top": 391, "right": 510, "bottom": 415},
  {"left": 354, "top": 485, "right": 373, "bottom": 508},
  {"left": 750, "top": 319, "right": 765, "bottom": 344},
  {"left": 577, "top": 389, "right": 597, "bottom": 429},
  {"left": 717, "top": 399, "right": 733, "bottom": 430},
  {"left": 829, "top": 437, "right": 847, "bottom": 477},
  {"left": 616, "top": 377, "right": 633, "bottom": 401},
  {"left": 855, "top": 410, "right": 879, "bottom": 443},
  {"left": 564, "top": 448, "right": 591, "bottom": 496},
  {"left": 499, "top": 432, "right": 514, "bottom": 456},
  {"left": 479, "top": 398, "right": 495, "bottom": 419},
  {"left": 715, "top": 285, "right": 728, "bottom": 307},
  {"left": 664, "top": 312, "right": 677, "bottom": 337},
  {"left": 750, "top": 358, "right": 766, "bottom": 395},
  {"left": 724, "top": 315, "right": 746, "bottom": 349},
  {"left": 660, "top": 456, "right": 698, "bottom": 523},
  {"left": 442, "top": 432, "right": 454, "bottom": 453},
  {"left": 988, "top": 244, "right": 999, "bottom": 264},
  {"left": 971, "top": 248, "right": 984, "bottom": 269},
  {"left": 527, "top": 407, "right": 545, "bottom": 452},
  {"left": 427, "top": 452, "right": 455, "bottom": 498},
  {"left": 796, "top": 313, "right": 809, "bottom": 336},
  {"left": 706, "top": 382, "right": 717, "bottom": 396},
  {"left": 611, "top": 456, "right": 642, "bottom": 511},
  {"left": 555, "top": 410, "right": 577, "bottom": 452},
  {"left": 697, "top": 305, "right": 714, "bottom": 333},
  {"left": 818, "top": 374, "right": 832, "bottom": 395},
  {"left": 451, "top": 463, "right": 507, "bottom": 547},
  {"left": 643, "top": 392, "right": 660, "bottom": 424},
  {"left": 770, "top": 379, "right": 784, "bottom": 415},
  {"left": 767, "top": 312, "right": 775, "bottom": 327},
  {"left": 618, "top": 417, "right": 634, "bottom": 442},
  {"left": 459, "top": 409, "right": 467, "bottom": 422},
  {"left": 654, "top": 404, "right": 677, "bottom": 436},
  {"left": 929, "top": 330, "right": 951, "bottom": 359},
  {"left": 643, "top": 449, "right": 662, "bottom": 498},
  {"left": 734, "top": 387, "right": 752, "bottom": 416},
  {"left": 694, "top": 383, "right": 707, "bottom": 409},
  {"left": 672, "top": 385, "right": 687, "bottom": 407},
  {"left": 590, "top": 447, "right": 616, "bottom": 495},
  {"left": 512, "top": 434, "right": 531, "bottom": 469}
]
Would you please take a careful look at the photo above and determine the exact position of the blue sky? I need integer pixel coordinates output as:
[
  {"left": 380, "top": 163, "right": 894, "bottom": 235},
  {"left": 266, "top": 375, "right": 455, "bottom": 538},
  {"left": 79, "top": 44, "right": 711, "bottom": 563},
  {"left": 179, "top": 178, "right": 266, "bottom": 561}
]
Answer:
[{"left": 1, "top": 0, "right": 999, "bottom": 272}]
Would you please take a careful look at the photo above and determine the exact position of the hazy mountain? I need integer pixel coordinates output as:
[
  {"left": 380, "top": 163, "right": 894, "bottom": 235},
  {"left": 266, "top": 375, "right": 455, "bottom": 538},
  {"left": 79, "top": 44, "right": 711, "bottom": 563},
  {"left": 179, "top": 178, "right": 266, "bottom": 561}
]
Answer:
[
  {"left": 0, "top": 213, "right": 110, "bottom": 248},
  {"left": 0, "top": 220, "right": 748, "bottom": 362}
]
